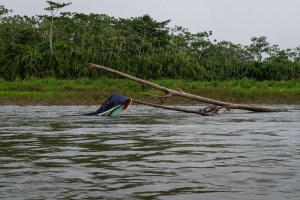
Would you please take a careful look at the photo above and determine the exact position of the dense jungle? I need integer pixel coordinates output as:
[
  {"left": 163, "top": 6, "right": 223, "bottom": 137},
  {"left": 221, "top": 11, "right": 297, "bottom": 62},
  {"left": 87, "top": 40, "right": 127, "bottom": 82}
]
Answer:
[{"left": 1, "top": 2, "right": 300, "bottom": 82}]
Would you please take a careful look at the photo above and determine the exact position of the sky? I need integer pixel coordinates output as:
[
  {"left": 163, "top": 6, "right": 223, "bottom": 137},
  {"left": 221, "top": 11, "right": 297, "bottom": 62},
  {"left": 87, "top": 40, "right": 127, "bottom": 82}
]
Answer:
[{"left": 1, "top": 0, "right": 300, "bottom": 49}]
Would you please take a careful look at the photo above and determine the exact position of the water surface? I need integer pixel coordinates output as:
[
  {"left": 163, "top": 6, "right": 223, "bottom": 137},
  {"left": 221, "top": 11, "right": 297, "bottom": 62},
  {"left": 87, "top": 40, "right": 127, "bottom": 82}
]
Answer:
[{"left": 0, "top": 105, "right": 299, "bottom": 200}]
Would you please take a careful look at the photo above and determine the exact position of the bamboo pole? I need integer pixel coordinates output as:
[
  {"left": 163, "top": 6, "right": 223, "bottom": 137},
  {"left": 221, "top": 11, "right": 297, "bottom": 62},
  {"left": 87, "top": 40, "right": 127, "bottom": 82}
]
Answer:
[{"left": 90, "top": 63, "right": 287, "bottom": 113}]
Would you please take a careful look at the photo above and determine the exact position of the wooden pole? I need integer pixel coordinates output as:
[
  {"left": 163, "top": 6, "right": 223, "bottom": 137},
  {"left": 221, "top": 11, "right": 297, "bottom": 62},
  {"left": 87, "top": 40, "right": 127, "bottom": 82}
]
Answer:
[
  {"left": 90, "top": 63, "right": 287, "bottom": 113},
  {"left": 132, "top": 99, "right": 213, "bottom": 116}
]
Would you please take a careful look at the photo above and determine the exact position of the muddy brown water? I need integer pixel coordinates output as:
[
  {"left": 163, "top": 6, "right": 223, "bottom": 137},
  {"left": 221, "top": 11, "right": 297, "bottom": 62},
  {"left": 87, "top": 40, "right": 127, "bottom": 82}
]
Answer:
[{"left": 0, "top": 105, "right": 299, "bottom": 200}]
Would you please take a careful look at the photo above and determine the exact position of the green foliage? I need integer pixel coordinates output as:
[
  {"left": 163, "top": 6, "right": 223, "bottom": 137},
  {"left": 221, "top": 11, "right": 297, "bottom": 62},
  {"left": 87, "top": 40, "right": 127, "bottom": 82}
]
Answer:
[
  {"left": 0, "top": 2, "right": 300, "bottom": 81},
  {"left": 0, "top": 78, "right": 299, "bottom": 104}
]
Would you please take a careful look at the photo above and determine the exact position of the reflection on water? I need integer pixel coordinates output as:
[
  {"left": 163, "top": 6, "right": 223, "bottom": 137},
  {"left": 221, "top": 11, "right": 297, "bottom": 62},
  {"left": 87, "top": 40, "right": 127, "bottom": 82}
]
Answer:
[{"left": 0, "top": 105, "right": 300, "bottom": 200}]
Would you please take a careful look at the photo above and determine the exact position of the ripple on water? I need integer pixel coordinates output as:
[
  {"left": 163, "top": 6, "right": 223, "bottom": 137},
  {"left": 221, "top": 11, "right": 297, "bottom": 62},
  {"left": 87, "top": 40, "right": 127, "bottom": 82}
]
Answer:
[{"left": 0, "top": 105, "right": 299, "bottom": 200}]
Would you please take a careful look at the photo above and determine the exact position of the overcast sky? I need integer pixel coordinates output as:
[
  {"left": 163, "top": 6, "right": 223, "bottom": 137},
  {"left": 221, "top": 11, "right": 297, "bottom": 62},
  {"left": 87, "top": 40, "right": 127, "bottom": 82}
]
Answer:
[{"left": 2, "top": 0, "right": 300, "bottom": 49}]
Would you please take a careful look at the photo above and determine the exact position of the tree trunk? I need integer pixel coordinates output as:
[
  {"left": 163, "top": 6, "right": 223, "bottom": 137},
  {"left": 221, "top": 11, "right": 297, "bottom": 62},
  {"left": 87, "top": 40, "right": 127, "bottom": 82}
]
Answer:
[{"left": 90, "top": 63, "right": 287, "bottom": 113}]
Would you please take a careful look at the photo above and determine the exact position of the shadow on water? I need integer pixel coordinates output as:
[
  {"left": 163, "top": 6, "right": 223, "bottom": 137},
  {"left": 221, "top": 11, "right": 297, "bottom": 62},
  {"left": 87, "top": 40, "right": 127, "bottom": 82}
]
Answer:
[{"left": 0, "top": 105, "right": 299, "bottom": 199}]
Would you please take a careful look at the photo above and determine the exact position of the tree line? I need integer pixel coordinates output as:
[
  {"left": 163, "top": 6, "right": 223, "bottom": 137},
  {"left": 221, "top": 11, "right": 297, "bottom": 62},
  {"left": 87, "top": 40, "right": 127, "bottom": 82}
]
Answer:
[{"left": 0, "top": 1, "right": 300, "bottom": 81}]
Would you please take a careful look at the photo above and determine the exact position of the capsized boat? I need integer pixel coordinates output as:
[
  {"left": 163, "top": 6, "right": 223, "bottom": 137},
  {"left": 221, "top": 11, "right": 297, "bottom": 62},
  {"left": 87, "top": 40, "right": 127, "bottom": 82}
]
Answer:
[
  {"left": 62, "top": 94, "right": 132, "bottom": 117},
  {"left": 84, "top": 94, "right": 132, "bottom": 116}
]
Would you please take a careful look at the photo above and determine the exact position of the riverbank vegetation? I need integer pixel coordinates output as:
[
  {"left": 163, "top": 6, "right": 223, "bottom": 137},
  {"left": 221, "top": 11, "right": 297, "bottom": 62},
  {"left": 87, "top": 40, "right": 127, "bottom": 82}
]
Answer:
[
  {"left": 0, "top": 2, "right": 299, "bottom": 105},
  {"left": 1, "top": 2, "right": 300, "bottom": 82},
  {"left": 0, "top": 78, "right": 299, "bottom": 105}
]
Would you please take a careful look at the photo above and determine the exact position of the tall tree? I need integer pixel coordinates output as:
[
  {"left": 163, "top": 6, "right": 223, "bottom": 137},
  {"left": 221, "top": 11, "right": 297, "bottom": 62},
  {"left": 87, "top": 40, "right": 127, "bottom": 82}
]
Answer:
[
  {"left": 44, "top": 1, "right": 71, "bottom": 53},
  {"left": 0, "top": 5, "right": 12, "bottom": 18},
  {"left": 249, "top": 36, "right": 270, "bottom": 62}
]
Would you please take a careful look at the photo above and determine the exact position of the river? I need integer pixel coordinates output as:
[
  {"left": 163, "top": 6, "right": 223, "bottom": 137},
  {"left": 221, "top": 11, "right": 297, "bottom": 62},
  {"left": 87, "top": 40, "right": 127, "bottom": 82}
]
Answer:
[{"left": 0, "top": 105, "right": 299, "bottom": 200}]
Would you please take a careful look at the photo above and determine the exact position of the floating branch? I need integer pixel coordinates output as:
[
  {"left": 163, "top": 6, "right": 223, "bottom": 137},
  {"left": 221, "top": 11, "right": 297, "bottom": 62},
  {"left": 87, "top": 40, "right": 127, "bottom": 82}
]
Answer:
[
  {"left": 90, "top": 63, "right": 287, "bottom": 113},
  {"left": 132, "top": 99, "right": 212, "bottom": 116}
]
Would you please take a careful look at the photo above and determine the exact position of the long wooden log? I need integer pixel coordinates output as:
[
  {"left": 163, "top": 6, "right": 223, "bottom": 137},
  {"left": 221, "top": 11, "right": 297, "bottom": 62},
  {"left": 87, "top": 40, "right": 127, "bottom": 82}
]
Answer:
[
  {"left": 90, "top": 63, "right": 287, "bottom": 112},
  {"left": 132, "top": 99, "right": 213, "bottom": 116}
]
